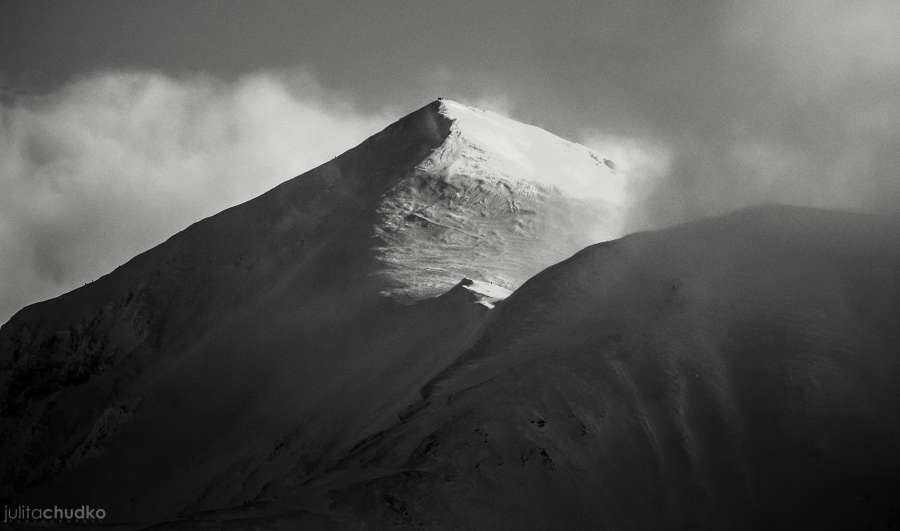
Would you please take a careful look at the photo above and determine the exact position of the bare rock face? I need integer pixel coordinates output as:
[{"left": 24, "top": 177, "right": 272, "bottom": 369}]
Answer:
[{"left": 0, "top": 100, "right": 623, "bottom": 522}]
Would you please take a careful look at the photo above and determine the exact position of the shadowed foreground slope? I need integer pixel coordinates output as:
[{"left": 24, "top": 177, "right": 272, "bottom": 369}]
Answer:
[{"left": 287, "top": 206, "right": 899, "bottom": 530}]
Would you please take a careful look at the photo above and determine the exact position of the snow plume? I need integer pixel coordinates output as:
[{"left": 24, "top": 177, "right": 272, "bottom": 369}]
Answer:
[
  {"left": 581, "top": 133, "right": 672, "bottom": 212},
  {"left": 0, "top": 71, "right": 389, "bottom": 324}
]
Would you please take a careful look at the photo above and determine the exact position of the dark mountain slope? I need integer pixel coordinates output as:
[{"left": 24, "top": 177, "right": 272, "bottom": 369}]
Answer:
[
  {"left": 0, "top": 99, "right": 624, "bottom": 526},
  {"left": 0, "top": 101, "right": 467, "bottom": 520},
  {"left": 300, "top": 206, "right": 900, "bottom": 530}
]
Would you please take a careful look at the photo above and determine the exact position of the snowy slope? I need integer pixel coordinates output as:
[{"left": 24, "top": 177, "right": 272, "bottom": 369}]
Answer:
[
  {"left": 438, "top": 100, "right": 623, "bottom": 200},
  {"left": 374, "top": 99, "right": 623, "bottom": 301}
]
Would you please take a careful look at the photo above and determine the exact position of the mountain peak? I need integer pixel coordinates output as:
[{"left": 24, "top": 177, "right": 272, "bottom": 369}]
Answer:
[
  {"left": 0, "top": 94, "right": 628, "bottom": 518},
  {"left": 372, "top": 99, "right": 625, "bottom": 301},
  {"left": 372, "top": 97, "right": 623, "bottom": 201},
  {"left": 425, "top": 99, "right": 624, "bottom": 201}
]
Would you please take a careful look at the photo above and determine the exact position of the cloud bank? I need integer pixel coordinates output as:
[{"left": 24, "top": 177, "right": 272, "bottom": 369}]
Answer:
[
  {"left": 0, "top": 71, "right": 390, "bottom": 323},
  {"left": 577, "top": 0, "right": 900, "bottom": 230}
]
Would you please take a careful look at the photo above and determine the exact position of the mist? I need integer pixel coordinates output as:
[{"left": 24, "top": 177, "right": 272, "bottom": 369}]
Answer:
[
  {"left": 571, "top": 0, "right": 900, "bottom": 230},
  {"left": 0, "top": 71, "right": 390, "bottom": 323}
]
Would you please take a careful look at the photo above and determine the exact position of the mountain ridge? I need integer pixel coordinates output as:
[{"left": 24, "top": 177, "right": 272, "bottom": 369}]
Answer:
[
  {"left": 4, "top": 96, "right": 897, "bottom": 529},
  {"left": 0, "top": 98, "right": 624, "bottom": 522}
]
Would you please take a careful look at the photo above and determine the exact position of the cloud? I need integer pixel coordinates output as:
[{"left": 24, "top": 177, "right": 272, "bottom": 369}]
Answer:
[
  {"left": 0, "top": 70, "right": 391, "bottom": 324},
  {"left": 601, "top": 0, "right": 900, "bottom": 230},
  {"left": 581, "top": 132, "right": 672, "bottom": 211},
  {"left": 5, "top": 1, "right": 900, "bottom": 323},
  {"left": 727, "top": 0, "right": 900, "bottom": 89}
]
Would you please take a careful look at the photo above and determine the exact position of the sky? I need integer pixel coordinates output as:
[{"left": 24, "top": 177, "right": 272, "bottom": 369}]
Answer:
[{"left": 2, "top": 0, "right": 900, "bottom": 323}]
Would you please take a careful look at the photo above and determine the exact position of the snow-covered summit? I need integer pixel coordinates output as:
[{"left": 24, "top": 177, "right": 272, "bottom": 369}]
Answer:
[
  {"left": 435, "top": 99, "right": 624, "bottom": 201},
  {"left": 374, "top": 99, "right": 626, "bottom": 303}
]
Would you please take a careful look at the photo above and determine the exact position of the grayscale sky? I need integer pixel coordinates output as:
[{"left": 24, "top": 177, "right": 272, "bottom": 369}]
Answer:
[{"left": 2, "top": 0, "right": 900, "bottom": 322}]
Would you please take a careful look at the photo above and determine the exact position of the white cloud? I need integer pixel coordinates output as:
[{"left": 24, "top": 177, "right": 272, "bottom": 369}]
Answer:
[
  {"left": 727, "top": 0, "right": 900, "bottom": 94},
  {"left": 0, "top": 70, "right": 391, "bottom": 324},
  {"left": 615, "top": 0, "right": 900, "bottom": 229}
]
